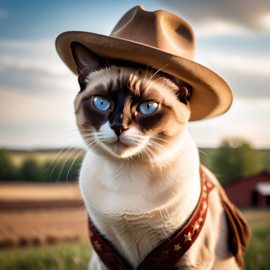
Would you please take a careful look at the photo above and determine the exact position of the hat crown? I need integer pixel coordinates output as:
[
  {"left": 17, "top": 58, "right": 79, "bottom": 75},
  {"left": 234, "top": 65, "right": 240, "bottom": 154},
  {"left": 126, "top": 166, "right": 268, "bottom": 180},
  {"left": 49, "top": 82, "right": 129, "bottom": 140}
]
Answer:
[{"left": 110, "top": 5, "right": 195, "bottom": 60}]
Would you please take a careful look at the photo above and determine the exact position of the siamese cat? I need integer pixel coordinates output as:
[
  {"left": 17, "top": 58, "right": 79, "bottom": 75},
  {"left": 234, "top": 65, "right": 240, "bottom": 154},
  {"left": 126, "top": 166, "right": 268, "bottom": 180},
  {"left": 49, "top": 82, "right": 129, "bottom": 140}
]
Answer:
[{"left": 72, "top": 43, "right": 240, "bottom": 270}]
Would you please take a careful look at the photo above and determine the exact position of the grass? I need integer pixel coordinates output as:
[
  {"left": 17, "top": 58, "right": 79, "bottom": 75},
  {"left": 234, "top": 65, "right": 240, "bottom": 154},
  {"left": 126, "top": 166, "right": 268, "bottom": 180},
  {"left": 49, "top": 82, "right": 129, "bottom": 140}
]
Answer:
[
  {"left": 0, "top": 211, "right": 269, "bottom": 270},
  {"left": 242, "top": 210, "right": 270, "bottom": 270},
  {"left": 245, "top": 223, "right": 270, "bottom": 270},
  {"left": 0, "top": 242, "right": 91, "bottom": 270}
]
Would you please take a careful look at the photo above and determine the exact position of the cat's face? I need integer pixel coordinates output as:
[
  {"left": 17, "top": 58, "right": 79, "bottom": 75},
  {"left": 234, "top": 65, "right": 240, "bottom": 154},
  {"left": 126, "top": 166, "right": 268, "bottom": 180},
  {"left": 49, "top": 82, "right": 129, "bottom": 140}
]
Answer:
[{"left": 72, "top": 43, "right": 192, "bottom": 160}]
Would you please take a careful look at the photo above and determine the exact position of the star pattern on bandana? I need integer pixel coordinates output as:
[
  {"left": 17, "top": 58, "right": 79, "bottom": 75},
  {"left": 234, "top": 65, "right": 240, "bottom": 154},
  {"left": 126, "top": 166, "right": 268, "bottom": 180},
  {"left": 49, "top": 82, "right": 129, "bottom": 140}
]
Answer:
[
  {"left": 184, "top": 232, "right": 192, "bottom": 243},
  {"left": 93, "top": 240, "right": 102, "bottom": 251},
  {"left": 174, "top": 243, "right": 182, "bottom": 251},
  {"left": 160, "top": 249, "right": 170, "bottom": 261}
]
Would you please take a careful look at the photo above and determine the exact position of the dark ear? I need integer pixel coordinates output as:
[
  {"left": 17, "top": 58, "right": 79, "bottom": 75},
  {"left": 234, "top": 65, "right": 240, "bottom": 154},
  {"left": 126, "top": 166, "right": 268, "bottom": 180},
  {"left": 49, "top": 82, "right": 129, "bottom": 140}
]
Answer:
[
  {"left": 71, "top": 42, "right": 104, "bottom": 92},
  {"left": 162, "top": 73, "right": 192, "bottom": 104}
]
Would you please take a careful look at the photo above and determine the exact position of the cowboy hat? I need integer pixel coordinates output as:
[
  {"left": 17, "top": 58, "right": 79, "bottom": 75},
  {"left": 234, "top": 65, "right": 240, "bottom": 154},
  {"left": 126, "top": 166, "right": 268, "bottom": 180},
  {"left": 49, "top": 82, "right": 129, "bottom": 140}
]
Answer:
[{"left": 55, "top": 5, "right": 233, "bottom": 121}]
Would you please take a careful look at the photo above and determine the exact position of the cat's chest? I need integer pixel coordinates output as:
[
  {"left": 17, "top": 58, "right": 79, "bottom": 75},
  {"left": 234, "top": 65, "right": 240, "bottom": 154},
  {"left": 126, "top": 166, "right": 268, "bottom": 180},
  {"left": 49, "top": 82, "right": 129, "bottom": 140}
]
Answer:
[
  {"left": 79, "top": 151, "right": 172, "bottom": 214},
  {"left": 79, "top": 147, "right": 201, "bottom": 268},
  {"left": 88, "top": 209, "right": 174, "bottom": 267}
]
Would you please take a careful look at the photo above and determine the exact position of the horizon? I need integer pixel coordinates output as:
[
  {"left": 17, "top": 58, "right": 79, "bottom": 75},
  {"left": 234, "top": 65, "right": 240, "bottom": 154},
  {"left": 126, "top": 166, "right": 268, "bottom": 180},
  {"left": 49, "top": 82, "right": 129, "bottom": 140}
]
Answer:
[{"left": 0, "top": 0, "right": 269, "bottom": 149}]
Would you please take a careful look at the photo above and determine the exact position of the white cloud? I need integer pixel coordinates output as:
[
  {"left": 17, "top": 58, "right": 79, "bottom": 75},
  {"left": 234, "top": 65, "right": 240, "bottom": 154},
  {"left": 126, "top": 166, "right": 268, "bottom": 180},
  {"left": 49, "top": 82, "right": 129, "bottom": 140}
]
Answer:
[
  {"left": 0, "top": 40, "right": 55, "bottom": 56},
  {"left": 0, "top": 56, "right": 70, "bottom": 76},
  {"left": 260, "top": 13, "right": 270, "bottom": 29},
  {"left": 0, "top": 39, "right": 73, "bottom": 76},
  {"left": 188, "top": 97, "right": 270, "bottom": 148},
  {"left": 158, "top": 0, "right": 270, "bottom": 37},
  {"left": 194, "top": 18, "right": 252, "bottom": 38},
  {"left": 207, "top": 54, "right": 270, "bottom": 76},
  {"left": 0, "top": 86, "right": 76, "bottom": 125}
]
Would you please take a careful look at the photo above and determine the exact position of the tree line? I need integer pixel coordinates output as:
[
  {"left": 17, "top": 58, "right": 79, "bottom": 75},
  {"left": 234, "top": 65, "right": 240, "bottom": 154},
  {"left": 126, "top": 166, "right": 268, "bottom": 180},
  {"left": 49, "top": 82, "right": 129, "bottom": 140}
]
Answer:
[
  {"left": 0, "top": 149, "right": 83, "bottom": 182},
  {"left": 0, "top": 138, "right": 266, "bottom": 185}
]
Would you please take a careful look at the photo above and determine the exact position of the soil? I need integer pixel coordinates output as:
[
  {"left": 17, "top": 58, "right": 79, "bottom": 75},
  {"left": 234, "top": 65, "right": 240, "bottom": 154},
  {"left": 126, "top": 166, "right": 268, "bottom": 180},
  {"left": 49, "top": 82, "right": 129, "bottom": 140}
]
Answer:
[{"left": 0, "top": 182, "right": 89, "bottom": 248}]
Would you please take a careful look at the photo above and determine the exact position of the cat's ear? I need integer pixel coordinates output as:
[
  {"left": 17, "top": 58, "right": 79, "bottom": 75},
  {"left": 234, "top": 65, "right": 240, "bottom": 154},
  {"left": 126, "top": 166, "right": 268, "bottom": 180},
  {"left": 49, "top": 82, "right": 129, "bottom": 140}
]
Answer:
[
  {"left": 163, "top": 74, "right": 192, "bottom": 105},
  {"left": 71, "top": 42, "right": 104, "bottom": 92}
]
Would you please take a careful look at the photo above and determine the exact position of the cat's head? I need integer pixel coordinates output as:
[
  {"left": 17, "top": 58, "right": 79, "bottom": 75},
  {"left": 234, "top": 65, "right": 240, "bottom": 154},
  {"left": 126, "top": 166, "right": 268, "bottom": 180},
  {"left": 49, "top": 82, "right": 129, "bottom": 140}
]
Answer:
[{"left": 72, "top": 43, "right": 192, "bottom": 160}]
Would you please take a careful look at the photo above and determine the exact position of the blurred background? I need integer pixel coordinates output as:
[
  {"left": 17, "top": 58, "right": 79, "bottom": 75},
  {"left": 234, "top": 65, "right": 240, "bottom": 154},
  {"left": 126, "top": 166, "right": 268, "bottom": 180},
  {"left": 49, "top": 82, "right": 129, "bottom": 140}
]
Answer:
[{"left": 0, "top": 0, "right": 269, "bottom": 269}]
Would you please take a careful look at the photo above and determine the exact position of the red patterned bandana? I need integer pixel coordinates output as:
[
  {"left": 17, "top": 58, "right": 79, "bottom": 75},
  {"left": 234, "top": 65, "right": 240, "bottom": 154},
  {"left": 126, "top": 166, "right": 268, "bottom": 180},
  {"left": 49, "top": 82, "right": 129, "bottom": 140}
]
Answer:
[{"left": 88, "top": 169, "right": 214, "bottom": 270}]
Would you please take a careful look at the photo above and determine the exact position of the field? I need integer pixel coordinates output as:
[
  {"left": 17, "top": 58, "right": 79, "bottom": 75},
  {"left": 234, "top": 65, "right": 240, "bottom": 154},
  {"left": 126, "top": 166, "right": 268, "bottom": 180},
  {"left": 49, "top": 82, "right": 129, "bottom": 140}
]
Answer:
[
  {"left": 242, "top": 210, "right": 270, "bottom": 270},
  {"left": 0, "top": 182, "right": 87, "bottom": 249},
  {"left": 0, "top": 242, "right": 91, "bottom": 270},
  {"left": 1, "top": 150, "right": 270, "bottom": 270},
  {"left": 0, "top": 209, "right": 269, "bottom": 270}
]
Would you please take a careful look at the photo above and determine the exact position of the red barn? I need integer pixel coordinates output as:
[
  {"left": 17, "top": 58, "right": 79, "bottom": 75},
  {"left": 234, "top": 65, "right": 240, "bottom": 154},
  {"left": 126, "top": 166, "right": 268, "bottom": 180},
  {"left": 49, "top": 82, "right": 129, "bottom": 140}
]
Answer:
[{"left": 223, "top": 171, "right": 270, "bottom": 208}]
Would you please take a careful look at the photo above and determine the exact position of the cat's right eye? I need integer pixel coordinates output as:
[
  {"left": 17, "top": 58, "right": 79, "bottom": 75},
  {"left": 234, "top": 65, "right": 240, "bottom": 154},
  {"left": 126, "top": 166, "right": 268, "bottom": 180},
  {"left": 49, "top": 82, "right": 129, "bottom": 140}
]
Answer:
[{"left": 93, "top": 96, "right": 111, "bottom": 111}]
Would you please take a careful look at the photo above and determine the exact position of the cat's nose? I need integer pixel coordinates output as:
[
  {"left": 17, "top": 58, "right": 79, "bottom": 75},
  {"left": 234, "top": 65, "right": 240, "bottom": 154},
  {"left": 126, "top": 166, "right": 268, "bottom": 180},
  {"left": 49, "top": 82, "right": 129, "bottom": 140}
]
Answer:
[{"left": 110, "top": 124, "right": 128, "bottom": 136}]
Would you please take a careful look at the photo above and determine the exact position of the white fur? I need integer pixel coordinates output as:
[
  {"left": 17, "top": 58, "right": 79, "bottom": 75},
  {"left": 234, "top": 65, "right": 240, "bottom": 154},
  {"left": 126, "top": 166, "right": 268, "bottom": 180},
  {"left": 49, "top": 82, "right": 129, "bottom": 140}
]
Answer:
[
  {"left": 97, "top": 122, "right": 149, "bottom": 158},
  {"left": 80, "top": 129, "right": 201, "bottom": 268}
]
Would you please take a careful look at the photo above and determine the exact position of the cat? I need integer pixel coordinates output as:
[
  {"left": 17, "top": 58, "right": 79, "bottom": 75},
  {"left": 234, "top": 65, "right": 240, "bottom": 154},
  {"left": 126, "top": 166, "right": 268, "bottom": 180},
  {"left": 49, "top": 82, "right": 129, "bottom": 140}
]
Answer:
[{"left": 72, "top": 43, "right": 245, "bottom": 270}]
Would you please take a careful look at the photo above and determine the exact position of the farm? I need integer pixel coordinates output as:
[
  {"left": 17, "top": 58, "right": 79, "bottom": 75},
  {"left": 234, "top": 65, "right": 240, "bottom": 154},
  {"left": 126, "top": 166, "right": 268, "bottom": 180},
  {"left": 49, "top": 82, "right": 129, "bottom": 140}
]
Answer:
[
  {"left": 0, "top": 148, "right": 270, "bottom": 269},
  {"left": 0, "top": 209, "right": 269, "bottom": 270},
  {"left": 0, "top": 181, "right": 270, "bottom": 270}
]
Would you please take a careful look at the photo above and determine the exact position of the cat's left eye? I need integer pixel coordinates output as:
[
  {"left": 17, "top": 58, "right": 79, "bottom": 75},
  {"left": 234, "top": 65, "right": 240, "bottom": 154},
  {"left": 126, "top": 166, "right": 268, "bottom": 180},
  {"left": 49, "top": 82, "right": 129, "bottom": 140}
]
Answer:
[
  {"left": 137, "top": 101, "right": 158, "bottom": 115},
  {"left": 93, "top": 96, "right": 111, "bottom": 111}
]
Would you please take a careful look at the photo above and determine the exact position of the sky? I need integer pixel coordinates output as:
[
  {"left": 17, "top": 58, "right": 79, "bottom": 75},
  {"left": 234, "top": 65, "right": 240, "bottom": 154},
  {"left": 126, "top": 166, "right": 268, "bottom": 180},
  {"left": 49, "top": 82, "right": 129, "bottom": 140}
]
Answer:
[{"left": 0, "top": 0, "right": 269, "bottom": 149}]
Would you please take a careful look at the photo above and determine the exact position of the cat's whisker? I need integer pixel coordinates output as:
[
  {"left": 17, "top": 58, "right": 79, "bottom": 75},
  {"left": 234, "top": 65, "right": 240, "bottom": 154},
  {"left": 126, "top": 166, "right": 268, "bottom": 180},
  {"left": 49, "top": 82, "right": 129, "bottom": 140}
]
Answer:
[
  {"left": 145, "top": 63, "right": 170, "bottom": 87},
  {"left": 150, "top": 136, "right": 172, "bottom": 145},
  {"left": 164, "top": 205, "right": 171, "bottom": 219},
  {"left": 142, "top": 63, "right": 150, "bottom": 85},
  {"left": 153, "top": 76, "right": 165, "bottom": 84},
  {"left": 148, "top": 141, "right": 167, "bottom": 151},
  {"left": 48, "top": 146, "right": 80, "bottom": 183},
  {"left": 149, "top": 148, "right": 163, "bottom": 174},
  {"left": 159, "top": 208, "right": 164, "bottom": 222},
  {"left": 57, "top": 146, "right": 84, "bottom": 182},
  {"left": 147, "top": 143, "right": 164, "bottom": 155},
  {"left": 145, "top": 145, "right": 162, "bottom": 173},
  {"left": 66, "top": 147, "right": 86, "bottom": 183},
  {"left": 44, "top": 134, "right": 85, "bottom": 176}
]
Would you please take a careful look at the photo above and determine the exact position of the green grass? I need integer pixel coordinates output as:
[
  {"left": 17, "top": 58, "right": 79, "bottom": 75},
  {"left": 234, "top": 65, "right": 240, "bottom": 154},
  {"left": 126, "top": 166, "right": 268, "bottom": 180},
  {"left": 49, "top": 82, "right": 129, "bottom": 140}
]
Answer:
[
  {"left": 0, "top": 242, "right": 91, "bottom": 270},
  {"left": 245, "top": 222, "right": 270, "bottom": 270},
  {"left": 0, "top": 212, "right": 269, "bottom": 270}
]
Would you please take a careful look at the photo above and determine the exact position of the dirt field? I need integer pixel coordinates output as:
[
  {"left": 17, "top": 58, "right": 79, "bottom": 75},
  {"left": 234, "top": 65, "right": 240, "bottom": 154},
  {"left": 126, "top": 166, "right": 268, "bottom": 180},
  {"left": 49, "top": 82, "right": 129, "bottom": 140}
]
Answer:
[{"left": 0, "top": 182, "right": 89, "bottom": 248}]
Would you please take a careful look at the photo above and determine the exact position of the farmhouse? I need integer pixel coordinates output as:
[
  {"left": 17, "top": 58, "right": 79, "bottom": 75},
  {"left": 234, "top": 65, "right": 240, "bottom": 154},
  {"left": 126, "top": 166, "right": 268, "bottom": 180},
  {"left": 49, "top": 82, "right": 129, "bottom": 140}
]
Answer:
[{"left": 224, "top": 171, "right": 270, "bottom": 208}]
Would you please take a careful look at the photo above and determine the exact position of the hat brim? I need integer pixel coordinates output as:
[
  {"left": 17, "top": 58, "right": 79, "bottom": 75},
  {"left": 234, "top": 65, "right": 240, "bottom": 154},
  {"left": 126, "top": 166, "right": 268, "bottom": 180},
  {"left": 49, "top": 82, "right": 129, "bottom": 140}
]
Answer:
[{"left": 56, "top": 31, "right": 233, "bottom": 121}]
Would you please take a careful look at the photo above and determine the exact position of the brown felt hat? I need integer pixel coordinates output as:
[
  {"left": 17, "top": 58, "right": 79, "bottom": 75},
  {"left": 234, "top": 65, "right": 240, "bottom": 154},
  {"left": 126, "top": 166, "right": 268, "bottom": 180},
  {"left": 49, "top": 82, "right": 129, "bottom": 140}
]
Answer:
[{"left": 56, "top": 5, "right": 233, "bottom": 121}]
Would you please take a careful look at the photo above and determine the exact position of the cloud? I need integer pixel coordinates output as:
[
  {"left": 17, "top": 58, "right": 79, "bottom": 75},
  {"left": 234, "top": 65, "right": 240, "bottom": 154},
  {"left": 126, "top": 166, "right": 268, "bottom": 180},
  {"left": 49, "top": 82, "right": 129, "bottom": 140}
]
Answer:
[
  {"left": 158, "top": 0, "right": 270, "bottom": 36},
  {"left": 0, "top": 40, "right": 56, "bottom": 57},
  {"left": 0, "top": 86, "right": 75, "bottom": 125},
  {"left": 194, "top": 19, "right": 252, "bottom": 38},
  {"left": 0, "top": 39, "right": 78, "bottom": 94},
  {"left": 188, "top": 97, "right": 270, "bottom": 148},
  {"left": 193, "top": 47, "right": 270, "bottom": 98},
  {"left": 208, "top": 54, "right": 270, "bottom": 76},
  {"left": 0, "top": 39, "right": 71, "bottom": 76},
  {"left": 0, "top": 56, "right": 69, "bottom": 76}
]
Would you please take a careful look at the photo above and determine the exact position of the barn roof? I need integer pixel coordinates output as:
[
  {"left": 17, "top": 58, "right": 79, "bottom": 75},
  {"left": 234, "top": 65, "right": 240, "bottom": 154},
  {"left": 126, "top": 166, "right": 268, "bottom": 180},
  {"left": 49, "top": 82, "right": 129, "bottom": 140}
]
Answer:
[
  {"left": 256, "top": 182, "right": 270, "bottom": 196},
  {"left": 223, "top": 170, "right": 270, "bottom": 188}
]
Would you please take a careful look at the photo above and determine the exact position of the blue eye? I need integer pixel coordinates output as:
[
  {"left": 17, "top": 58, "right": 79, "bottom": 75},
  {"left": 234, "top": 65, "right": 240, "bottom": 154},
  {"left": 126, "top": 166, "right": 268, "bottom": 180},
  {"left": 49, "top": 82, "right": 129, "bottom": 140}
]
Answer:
[
  {"left": 93, "top": 96, "right": 110, "bottom": 111},
  {"left": 138, "top": 101, "right": 158, "bottom": 114}
]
